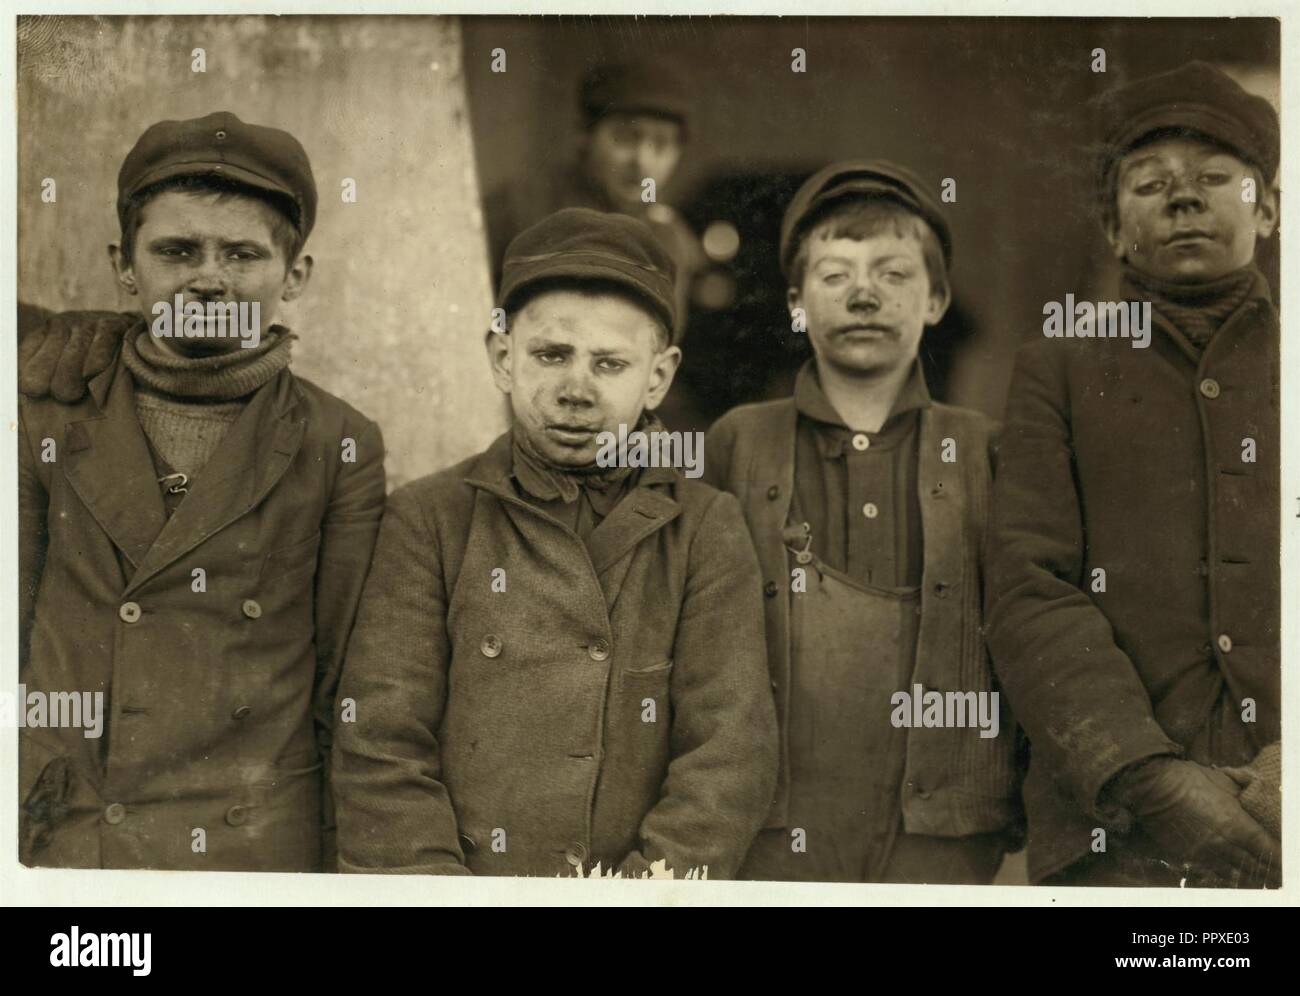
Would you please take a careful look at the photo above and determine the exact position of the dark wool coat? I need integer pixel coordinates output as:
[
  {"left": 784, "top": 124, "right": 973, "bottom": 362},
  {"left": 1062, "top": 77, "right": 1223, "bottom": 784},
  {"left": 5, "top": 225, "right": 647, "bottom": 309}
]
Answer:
[
  {"left": 18, "top": 355, "right": 385, "bottom": 871},
  {"left": 333, "top": 430, "right": 778, "bottom": 879},
  {"left": 985, "top": 273, "right": 1279, "bottom": 882}
]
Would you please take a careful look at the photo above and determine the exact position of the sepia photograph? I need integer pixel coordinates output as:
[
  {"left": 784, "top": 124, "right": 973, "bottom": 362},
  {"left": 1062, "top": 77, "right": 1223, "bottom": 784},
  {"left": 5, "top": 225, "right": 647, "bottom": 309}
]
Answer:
[{"left": 3, "top": 4, "right": 1292, "bottom": 932}]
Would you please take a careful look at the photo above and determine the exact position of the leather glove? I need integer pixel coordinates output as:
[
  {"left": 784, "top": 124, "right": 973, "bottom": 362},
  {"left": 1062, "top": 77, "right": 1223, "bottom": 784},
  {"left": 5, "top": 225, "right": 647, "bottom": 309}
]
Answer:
[
  {"left": 17, "top": 310, "right": 137, "bottom": 403},
  {"left": 1107, "top": 756, "right": 1280, "bottom": 888}
]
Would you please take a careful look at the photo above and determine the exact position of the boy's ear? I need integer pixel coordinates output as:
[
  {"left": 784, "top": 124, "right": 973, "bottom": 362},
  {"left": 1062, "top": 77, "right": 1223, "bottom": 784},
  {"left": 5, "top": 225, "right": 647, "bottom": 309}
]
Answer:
[
  {"left": 485, "top": 328, "right": 513, "bottom": 394},
  {"left": 786, "top": 286, "right": 802, "bottom": 314},
  {"left": 924, "top": 281, "right": 952, "bottom": 326},
  {"left": 280, "top": 253, "right": 313, "bottom": 303},
  {"left": 1102, "top": 212, "right": 1127, "bottom": 262},
  {"left": 108, "top": 243, "right": 137, "bottom": 296},
  {"left": 644, "top": 343, "right": 682, "bottom": 411},
  {"left": 1254, "top": 181, "right": 1278, "bottom": 240}
]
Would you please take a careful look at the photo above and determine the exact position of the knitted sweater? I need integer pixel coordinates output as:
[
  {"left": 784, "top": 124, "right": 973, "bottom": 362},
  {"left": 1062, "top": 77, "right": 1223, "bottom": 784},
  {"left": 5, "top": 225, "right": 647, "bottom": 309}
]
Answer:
[{"left": 121, "top": 323, "right": 294, "bottom": 479}]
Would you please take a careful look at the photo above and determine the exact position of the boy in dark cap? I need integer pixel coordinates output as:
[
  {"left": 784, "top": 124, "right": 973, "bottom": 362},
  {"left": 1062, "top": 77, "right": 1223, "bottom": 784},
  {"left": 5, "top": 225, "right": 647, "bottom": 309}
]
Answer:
[
  {"left": 704, "top": 161, "right": 1022, "bottom": 883},
  {"left": 985, "top": 61, "right": 1281, "bottom": 887},
  {"left": 332, "top": 207, "right": 777, "bottom": 878},
  {"left": 484, "top": 60, "right": 705, "bottom": 340},
  {"left": 18, "top": 111, "right": 386, "bottom": 871}
]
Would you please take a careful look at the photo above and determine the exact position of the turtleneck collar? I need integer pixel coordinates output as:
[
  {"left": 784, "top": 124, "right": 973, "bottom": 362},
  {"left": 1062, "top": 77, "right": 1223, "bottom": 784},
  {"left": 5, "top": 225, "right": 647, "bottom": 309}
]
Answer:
[
  {"left": 122, "top": 319, "right": 296, "bottom": 402},
  {"left": 1121, "top": 264, "right": 1266, "bottom": 349}
]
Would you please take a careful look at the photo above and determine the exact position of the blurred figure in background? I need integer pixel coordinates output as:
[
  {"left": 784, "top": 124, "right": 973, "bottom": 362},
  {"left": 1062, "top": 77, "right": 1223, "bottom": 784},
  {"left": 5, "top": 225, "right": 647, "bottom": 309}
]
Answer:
[{"left": 485, "top": 60, "right": 705, "bottom": 343}]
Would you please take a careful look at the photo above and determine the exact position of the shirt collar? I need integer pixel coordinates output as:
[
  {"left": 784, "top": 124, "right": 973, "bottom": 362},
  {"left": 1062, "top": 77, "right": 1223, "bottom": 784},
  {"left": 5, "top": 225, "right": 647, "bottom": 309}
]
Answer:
[{"left": 793, "top": 357, "right": 931, "bottom": 457}]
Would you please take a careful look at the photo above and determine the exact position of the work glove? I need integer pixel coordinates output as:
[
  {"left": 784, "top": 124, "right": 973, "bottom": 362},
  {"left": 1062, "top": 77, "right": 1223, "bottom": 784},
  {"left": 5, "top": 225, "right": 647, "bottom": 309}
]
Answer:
[
  {"left": 1107, "top": 755, "right": 1280, "bottom": 888},
  {"left": 17, "top": 310, "right": 136, "bottom": 402}
]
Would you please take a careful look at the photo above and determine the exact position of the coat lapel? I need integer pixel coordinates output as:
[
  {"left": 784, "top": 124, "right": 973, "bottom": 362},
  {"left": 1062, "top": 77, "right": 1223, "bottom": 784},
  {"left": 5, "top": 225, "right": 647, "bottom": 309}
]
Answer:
[
  {"left": 584, "top": 472, "right": 680, "bottom": 611},
  {"left": 465, "top": 431, "right": 683, "bottom": 610},
  {"left": 62, "top": 362, "right": 168, "bottom": 572},
  {"left": 125, "top": 370, "right": 306, "bottom": 596}
]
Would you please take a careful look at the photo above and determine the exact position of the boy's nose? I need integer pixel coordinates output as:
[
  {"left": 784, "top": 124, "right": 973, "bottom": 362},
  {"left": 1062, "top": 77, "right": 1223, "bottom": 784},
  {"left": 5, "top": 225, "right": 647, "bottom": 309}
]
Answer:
[
  {"left": 556, "top": 373, "right": 597, "bottom": 407},
  {"left": 846, "top": 280, "right": 881, "bottom": 311},
  {"left": 1167, "top": 175, "right": 1206, "bottom": 212},
  {"left": 188, "top": 260, "right": 230, "bottom": 297}
]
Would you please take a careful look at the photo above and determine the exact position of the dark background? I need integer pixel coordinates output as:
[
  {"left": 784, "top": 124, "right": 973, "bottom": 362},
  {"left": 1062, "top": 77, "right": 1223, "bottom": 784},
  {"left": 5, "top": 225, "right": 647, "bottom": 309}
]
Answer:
[{"left": 461, "top": 16, "right": 1280, "bottom": 427}]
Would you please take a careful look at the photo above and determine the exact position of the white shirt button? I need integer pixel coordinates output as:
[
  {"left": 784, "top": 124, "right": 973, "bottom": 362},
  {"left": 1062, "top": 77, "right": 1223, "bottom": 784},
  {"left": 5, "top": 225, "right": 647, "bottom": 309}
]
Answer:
[
  {"left": 852, "top": 433, "right": 870, "bottom": 451},
  {"left": 862, "top": 502, "right": 879, "bottom": 519}
]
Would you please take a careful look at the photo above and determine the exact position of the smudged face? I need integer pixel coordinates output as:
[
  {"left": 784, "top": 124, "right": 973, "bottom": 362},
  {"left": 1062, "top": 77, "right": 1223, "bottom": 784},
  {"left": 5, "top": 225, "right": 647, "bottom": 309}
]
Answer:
[
  {"left": 1110, "top": 136, "right": 1276, "bottom": 283},
  {"left": 487, "top": 288, "right": 680, "bottom": 467},
  {"left": 111, "top": 189, "right": 309, "bottom": 356},
  {"left": 790, "top": 225, "right": 947, "bottom": 379}
]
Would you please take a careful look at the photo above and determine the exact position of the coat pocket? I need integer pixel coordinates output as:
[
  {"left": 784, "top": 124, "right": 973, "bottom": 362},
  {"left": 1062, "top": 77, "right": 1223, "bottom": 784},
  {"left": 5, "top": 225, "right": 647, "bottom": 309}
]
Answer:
[{"left": 619, "top": 659, "right": 675, "bottom": 725}]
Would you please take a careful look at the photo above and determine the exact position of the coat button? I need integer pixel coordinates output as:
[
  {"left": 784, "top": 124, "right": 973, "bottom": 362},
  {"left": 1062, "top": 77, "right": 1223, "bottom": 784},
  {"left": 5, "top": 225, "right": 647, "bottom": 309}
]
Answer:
[
  {"left": 862, "top": 502, "right": 879, "bottom": 519},
  {"left": 119, "top": 601, "right": 142, "bottom": 623},
  {"left": 1217, "top": 633, "right": 1233, "bottom": 653},
  {"left": 852, "top": 433, "right": 870, "bottom": 451},
  {"left": 242, "top": 599, "right": 262, "bottom": 619},
  {"left": 764, "top": 581, "right": 779, "bottom": 598},
  {"left": 481, "top": 634, "right": 502, "bottom": 658},
  {"left": 1199, "top": 378, "right": 1221, "bottom": 399},
  {"left": 767, "top": 485, "right": 780, "bottom": 500},
  {"left": 588, "top": 638, "right": 611, "bottom": 662},
  {"left": 232, "top": 705, "right": 252, "bottom": 720},
  {"left": 225, "top": 805, "right": 249, "bottom": 827},
  {"left": 103, "top": 803, "right": 126, "bottom": 825},
  {"left": 564, "top": 841, "right": 589, "bottom": 867},
  {"left": 934, "top": 581, "right": 950, "bottom": 598},
  {"left": 913, "top": 784, "right": 931, "bottom": 801},
  {"left": 215, "top": 129, "right": 227, "bottom": 140}
]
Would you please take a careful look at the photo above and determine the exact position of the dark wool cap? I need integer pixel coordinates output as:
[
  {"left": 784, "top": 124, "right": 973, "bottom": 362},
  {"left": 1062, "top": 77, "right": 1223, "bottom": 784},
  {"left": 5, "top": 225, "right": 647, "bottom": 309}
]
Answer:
[
  {"left": 779, "top": 159, "right": 953, "bottom": 282},
  {"left": 1095, "top": 61, "right": 1280, "bottom": 202},
  {"left": 498, "top": 207, "right": 678, "bottom": 336},
  {"left": 579, "top": 61, "right": 691, "bottom": 129},
  {"left": 118, "top": 111, "right": 318, "bottom": 239}
]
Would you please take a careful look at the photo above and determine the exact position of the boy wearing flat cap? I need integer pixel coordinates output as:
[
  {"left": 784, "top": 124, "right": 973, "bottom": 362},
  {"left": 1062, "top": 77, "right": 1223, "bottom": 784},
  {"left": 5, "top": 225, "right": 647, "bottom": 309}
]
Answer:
[
  {"left": 332, "top": 207, "right": 777, "bottom": 878},
  {"left": 704, "top": 161, "right": 1022, "bottom": 883},
  {"left": 18, "top": 112, "right": 385, "bottom": 871},
  {"left": 485, "top": 60, "right": 705, "bottom": 340},
  {"left": 985, "top": 61, "right": 1282, "bottom": 887}
]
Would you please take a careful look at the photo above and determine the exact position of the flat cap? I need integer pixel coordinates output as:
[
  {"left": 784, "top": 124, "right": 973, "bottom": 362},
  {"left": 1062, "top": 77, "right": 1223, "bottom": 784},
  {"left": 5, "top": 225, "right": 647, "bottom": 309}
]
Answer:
[
  {"left": 580, "top": 61, "right": 690, "bottom": 129},
  {"left": 499, "top": 207, "right": 678, "bottom": 336},
  {"left": 1095, "top": 61, "right": 1280, "bottom": 198},
  {"left": 779, "top": 159, "right": 952, "bottom": 282},
  {"left": 118, "top": 110, "right": 317, "bottom": 240}
]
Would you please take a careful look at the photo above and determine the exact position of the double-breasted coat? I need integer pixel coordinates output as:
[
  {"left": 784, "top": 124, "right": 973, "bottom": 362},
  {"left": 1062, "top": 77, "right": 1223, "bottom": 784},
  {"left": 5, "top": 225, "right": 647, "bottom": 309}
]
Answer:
[
  {"left": 985, "top": 272, "right": 1279, "bottom": 882},
  {"left": 18, "top": 354, "right": 385, "bottom": 871},
  {"left": 332, "top": 430, "right": 778, "bottom": 878}
]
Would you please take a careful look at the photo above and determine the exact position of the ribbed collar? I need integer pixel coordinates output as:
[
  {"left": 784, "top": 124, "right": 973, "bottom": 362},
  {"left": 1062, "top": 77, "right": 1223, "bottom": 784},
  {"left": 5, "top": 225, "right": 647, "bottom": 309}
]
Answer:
[
  {"left": 122, "top": 320, "right": 295, "bottom": 402},
  {"left": 1122, "top": 264, "right": 1267, "bottom": 350}
]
